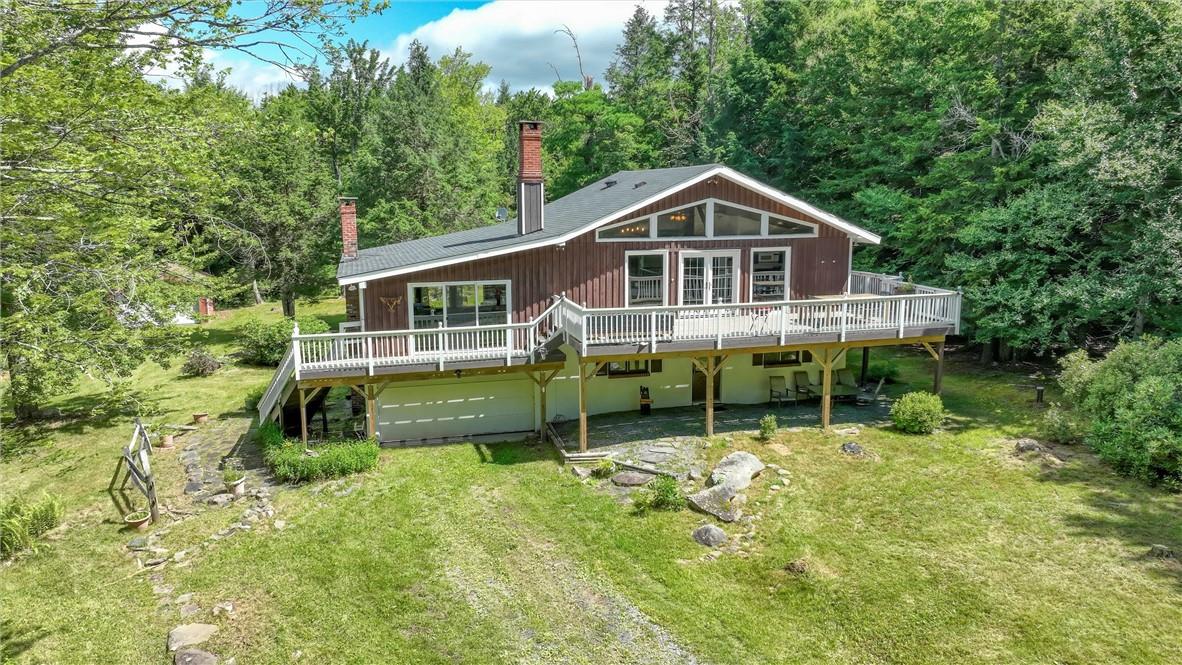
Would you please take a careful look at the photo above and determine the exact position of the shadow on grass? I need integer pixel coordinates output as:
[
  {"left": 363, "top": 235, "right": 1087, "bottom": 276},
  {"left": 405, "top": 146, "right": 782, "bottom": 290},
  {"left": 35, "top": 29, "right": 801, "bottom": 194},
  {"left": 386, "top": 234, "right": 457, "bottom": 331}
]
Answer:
[
  {"left": 472, "top": 440, "right": 554, "bottom": 466},
  {"left": 1037, "top": 451, "right": 1182, "bottom": 589},
  {"left": 0, "top": 618, "right": 49, "bottom": 661}
]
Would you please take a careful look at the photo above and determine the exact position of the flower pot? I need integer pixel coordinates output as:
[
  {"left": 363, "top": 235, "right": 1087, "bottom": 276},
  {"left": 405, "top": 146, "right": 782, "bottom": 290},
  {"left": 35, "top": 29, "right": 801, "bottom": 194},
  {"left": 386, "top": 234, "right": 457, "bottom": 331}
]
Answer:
[
  {"left": 124, "top": 511, "right": 151, "bottom": 529},
  {"left": 155, "top": 433, "right": 175, "bottom": 449},
  {"left": 193, "top": 412, "right": 209, "bottom": 424},
  {"left": 227, "top": 477, "right": 246, "bottom": 497}
]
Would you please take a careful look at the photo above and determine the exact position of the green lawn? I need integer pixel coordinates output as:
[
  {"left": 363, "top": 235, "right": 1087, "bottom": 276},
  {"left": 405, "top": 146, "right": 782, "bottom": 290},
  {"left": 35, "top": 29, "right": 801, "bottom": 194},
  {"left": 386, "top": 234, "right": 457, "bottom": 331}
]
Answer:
[{"left": 2, "top": 302, "right": 1180, "bottom": 664}]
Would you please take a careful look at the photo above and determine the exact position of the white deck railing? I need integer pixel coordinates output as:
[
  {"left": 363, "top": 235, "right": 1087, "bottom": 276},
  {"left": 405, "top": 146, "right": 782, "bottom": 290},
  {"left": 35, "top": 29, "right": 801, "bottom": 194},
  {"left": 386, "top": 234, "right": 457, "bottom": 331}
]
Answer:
[{"left": 274, "top": 272, "right": 960, "bottom": 382}]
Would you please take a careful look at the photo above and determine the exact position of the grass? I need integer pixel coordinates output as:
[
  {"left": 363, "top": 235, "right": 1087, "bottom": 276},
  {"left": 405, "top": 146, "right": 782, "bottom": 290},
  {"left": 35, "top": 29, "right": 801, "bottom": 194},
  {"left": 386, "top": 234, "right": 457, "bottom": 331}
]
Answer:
[{"left": 3, "top": 305, "right": 1181, "bottom": 663}]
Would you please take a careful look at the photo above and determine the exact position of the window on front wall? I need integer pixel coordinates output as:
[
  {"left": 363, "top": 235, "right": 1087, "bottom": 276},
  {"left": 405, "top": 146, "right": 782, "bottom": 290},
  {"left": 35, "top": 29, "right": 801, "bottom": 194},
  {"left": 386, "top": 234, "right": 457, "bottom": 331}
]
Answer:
[
  {"left": 411, "top": 281, "right": 509, "bottom": 329},
  {"left": 714, "top": 203, "right": 762, "bottom": 236},
  {"left": 596, "top": 359, "right": 663, "bottom": 377},
  {"left": 627, "top": 253, "right": 665, "bottom": 305},
  {"left": 657, "top": 203, "right": 707, "bottom": 237},
  {"left": 752, "top": 250, "right": 788, "bottom": 302},
  {"left": 767, "top": 215, "right": 814, "bottom": 236},
  {"left": 599, "top": 218, "right": 650, "bottom": 239},
  {"left": 753, "top": 351, "right": 811, "bottom": 367}
]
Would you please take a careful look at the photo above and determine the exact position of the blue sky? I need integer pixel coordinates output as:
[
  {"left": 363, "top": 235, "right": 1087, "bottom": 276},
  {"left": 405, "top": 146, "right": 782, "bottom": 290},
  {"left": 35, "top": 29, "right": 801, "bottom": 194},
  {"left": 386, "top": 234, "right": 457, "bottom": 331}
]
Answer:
[{"left": 204, "top": 1, "right": 668, "bottom": 97}]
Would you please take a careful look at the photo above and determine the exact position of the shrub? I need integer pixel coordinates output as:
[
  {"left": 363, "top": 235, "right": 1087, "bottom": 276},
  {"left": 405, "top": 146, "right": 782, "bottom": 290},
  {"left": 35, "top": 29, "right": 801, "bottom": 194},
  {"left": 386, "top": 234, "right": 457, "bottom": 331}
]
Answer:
[
  {"left": 222, "top": 468, "right": 244, "bottom": 484},
  {"left": 1, "top": 494, "right": 64, "bottom": 559},
  {"left": 239, "top": 316, "right": 330, "bottom": 366},
  {"left": 864, "top": 359, "right": 901, "bottom": 384},
  {"left": 591, "top": 457, "right": 617, "bottom": 478},
  {"left": 890, "top": 392, "right": 945, "bottom": 434},
  {"left": 1056, "top": 338, "right": 1182, "bottom": 488},
  {"left": 633, "top": 475, "right": 686, "bottom": 513},
  {"left": 256, "top": 421, "right": 378, "bottom": 483},
  {"left": 758, "top": 413, "right": 777, "bottom": 441},
  {"left": 1040, "top": 404, "right": 1084, "bottom": 445},
  {"left": 181, "top": 348, "right": 221, "bottom": 377}
]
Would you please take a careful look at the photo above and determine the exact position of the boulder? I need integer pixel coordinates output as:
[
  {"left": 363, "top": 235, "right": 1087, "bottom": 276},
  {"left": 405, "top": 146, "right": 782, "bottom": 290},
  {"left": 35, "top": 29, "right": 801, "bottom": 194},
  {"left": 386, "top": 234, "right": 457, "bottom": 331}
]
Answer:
[
  {"left": 168, "top": 624, "right": 218, "bottom": 652},
  {"left": 692, "top": 524, "right": 728, "bottom": 547},
  {"left": 840, "top": 442, "right": 864, "bottom": 456},
  {"left": 1015, "top": 438, "right": 1042, "bottom": 453},
  {"left": 687, "top": 484, "right": 740, "bottom": 522},
  {"left": 708, "top": 451, "right": 765, "bottom": 490},
  {"left": 610, "top": 471, "right": 654, "bottom": 487},
  {"left": 175, "top": 649, "right": 218, "bottom": 665},
  {"left": 1148, "top": 544, "right": 1175, "bottom": 559}
]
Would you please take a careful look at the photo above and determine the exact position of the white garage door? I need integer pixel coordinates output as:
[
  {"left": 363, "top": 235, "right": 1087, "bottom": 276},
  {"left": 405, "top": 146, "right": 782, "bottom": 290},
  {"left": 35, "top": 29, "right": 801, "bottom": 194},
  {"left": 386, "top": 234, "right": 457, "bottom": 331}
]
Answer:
[{"left": 377, "top": 377, "right": 534, "bottom": 442}]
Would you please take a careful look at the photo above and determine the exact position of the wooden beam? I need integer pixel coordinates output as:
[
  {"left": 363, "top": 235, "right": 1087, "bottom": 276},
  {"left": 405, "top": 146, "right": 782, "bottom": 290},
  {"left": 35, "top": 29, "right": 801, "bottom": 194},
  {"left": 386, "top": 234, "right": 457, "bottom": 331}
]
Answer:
[
  {"left": 820, "top": 349, "right": 833, "bottom": 431},
  {"left": 529, "top": 368, "right": 562, "bottom": 443},
  {"left": 365, "top": 384, "right": 377, "bottom": 439},
  {"left": 920, "top": 341, "right": 941, "bottom": 361},
  {"left": 860, "top": 346, "right": 870, "bottom": 386},
  {"left": 580, "top": 334, "right": 948, "bottom": 364},
  {"left": 295, "top": 360, "right": 566, "bottom": 390},
  {"left": 578, "top": 363, "right": 590, "bottom": 453},
  {"left": 298, "top": 387, "right": 309, "bottom": 445},
  {"left": 932, "top": 341, "right": 945, "bottom": 395},
  {"left": 705, "top": 355, "right": 716, "bottom": 437}
]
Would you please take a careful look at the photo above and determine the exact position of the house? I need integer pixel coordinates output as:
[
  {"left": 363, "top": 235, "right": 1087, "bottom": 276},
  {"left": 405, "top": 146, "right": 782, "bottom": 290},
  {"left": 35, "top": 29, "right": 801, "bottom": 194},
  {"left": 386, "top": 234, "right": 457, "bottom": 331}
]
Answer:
[{"left": 258, "top": 121, "right": 960, "bottom": 453}]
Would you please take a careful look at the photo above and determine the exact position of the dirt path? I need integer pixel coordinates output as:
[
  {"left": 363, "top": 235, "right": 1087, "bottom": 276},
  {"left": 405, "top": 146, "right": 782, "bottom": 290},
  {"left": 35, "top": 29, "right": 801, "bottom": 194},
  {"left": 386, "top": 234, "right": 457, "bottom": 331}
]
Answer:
[{"left": 428, "top": 485, "right": 703, "bottom": 665}]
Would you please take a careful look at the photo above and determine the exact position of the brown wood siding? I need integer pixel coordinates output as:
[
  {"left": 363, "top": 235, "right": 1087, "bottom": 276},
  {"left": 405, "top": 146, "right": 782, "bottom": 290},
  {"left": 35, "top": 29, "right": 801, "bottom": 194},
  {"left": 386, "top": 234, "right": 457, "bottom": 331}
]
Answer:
[{"left": 361, "top": 176, "right": 853, "bottom": 330}]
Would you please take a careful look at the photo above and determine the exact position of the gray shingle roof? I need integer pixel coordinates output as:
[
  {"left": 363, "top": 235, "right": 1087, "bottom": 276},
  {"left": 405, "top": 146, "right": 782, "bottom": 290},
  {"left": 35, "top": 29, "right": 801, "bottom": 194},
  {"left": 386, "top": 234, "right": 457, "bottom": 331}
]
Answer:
[{"left": 337, "top": 164, "right": 721, "bottom": 281}]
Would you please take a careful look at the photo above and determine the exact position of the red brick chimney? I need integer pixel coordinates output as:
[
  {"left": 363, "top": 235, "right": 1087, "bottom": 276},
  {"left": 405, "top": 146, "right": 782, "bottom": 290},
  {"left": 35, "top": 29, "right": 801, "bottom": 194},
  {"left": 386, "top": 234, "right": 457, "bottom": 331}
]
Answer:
[
  {"left": 517, "top": 121, "right": 544, "bottom": 235},
  {"left": 339, "top": 197, "right": 358, "bottom": 260}
]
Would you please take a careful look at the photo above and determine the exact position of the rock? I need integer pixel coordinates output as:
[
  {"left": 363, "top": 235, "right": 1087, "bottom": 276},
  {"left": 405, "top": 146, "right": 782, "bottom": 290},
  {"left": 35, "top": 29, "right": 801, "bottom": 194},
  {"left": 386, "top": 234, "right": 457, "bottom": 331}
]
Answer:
[
  {"left": 146, "top": 557, "right": 168, "bottom": 567},
  {"left": 179, "top": 603, "right": 200, "bottom": 618},
  {"left": 610, "top": 471, "right": 654, "bottom": 487},
  {"left": 840, "top": 442, "right": 864, "bottom": 456},
  {"left": 1015, "top": 438, "right": 1043, "bottom": 453},
  {"left": 184, "top": 482, "right": 205, "bottom": 495},
  {"left": 274, "top": 520, "right": 286, "bottom": 530},
  {"left": 687, "top": 484, "right": 739, "bottom": 522},
  {"left": 127, "top": 536, "right": 149, "bottom": 550},
  {"left": 732, "top": 493, "right": 748, "bottom": 508},
  {"left": 708, "top": 451, "right": 765, "bottom": 490},
  {"left": 687, "top": 467, "right": 703, "bottom": 481},
  {"left": 212, "top": 602, "right": 235, "bottom": 616},
  {"left": 167, "top": 624, "right": 218, "bottom": 652},
  {"left": 768, "top": 443, "right": 791, "bottom": 456},
  {"left": 1148, "top": 544, "right": 1175, "bottom": 559},
  {"left": 570, "top": 466, "right": 592, "bottom": 480},
  {"left": 173, "top": 550, "right": 188, "bottom": 563},
  {"left": 205, "top": 493, "right": 234, "bottom": 507},
  {"left": 175, "top": 592, "right": 194, "bottom": 604},
  {"left": 834, "top": 427, "right": 860, "bottom": 436},
  {"left": 175, "top": 649, "right": 218, "bottom": 665},
  {"left": 153, "top": 584, "right": 174, "bottom": 596},
  {"left": 692, "top": 524, "right": 728, "bottom": 547},
  {"left": 776, "top": 468, "right": 790, "bottom": 477}
]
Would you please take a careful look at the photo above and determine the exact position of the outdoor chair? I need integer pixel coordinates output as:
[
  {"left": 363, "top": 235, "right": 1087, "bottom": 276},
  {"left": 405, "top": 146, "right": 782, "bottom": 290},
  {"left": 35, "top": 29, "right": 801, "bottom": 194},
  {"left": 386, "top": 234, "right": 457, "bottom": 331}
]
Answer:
[
  {"left": 833, "top": 369, "right": 861, "bottom": 400},
  {"left": 794, "top": 371, "right": 821, "bottom": 401},
  {"left": 769, "top": 375, "right": 797, "bottom": 408}
]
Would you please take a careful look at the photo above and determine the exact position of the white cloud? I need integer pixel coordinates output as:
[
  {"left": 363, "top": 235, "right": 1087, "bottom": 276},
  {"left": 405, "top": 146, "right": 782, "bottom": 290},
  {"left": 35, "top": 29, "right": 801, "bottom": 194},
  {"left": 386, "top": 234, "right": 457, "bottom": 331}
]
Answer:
[
  {"left": 204, "top": 50, "right": 302, "bottom": 100},
  {"left": 383, "top": 0, "right": 669, "bottom": 92}
]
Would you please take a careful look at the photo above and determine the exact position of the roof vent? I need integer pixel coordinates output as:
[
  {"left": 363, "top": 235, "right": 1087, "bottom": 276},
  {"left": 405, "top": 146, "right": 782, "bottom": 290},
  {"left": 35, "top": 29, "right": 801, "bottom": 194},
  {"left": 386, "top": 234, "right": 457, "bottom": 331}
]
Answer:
[
  {"left": 602, "top": 179, "right": 618, "bottom": 189},
  {"left": 633, "top": 180, "right": 647, "bottom": 189}
]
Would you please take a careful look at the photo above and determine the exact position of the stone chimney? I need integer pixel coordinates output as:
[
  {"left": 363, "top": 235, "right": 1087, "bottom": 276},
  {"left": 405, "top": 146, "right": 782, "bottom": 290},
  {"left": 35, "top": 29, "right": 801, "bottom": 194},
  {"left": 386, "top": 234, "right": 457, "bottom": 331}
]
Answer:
[
  {"left": 339, "top": 197, "right": 358, "bottom": 260},
  {"left": 517, "top": 121, "right": 544, "bottom": 235}
]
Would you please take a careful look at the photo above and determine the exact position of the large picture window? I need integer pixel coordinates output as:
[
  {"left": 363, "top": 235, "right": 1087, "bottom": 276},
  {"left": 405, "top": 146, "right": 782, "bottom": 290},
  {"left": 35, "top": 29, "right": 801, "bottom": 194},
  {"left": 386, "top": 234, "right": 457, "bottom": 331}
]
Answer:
[
  {"left": 751, "top": 249, "right": 789, "bottom": 302},
  {"left": 410, "top": 281, "right": 509, "bottom": 329},
  {"left": 626, "top": 252, "right": 666, "bottom": 306},
  {"left": 596, "top": 198, "right": 817, "bottom": 242}
]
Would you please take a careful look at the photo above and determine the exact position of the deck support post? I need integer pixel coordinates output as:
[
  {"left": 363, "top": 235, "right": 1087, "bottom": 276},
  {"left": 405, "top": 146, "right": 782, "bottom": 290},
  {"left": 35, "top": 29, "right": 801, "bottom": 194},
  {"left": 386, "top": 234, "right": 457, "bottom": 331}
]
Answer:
[
  {"left": 933, "top": 341, "right": 945, "bottom": 395},
  {"left": 578, "top": 363, "right": 589, "bottom": 453},
  {"left": 860, "top": 346, "right": 870, "bottom": 387},
  {"left": 298, "top": 387, "right": 309, "bottom": 445},
  {"left": 820, "top": 350, "right": 834, "bottom": 431},
  {"left": 366, "top": 385, "right": 377, "bottom": 439},
  {"left": 706, "top": 355, "right": 715, "bottom": 437},
  {"left": 528, "top": 369, "right": 561, "bottom": 444}
]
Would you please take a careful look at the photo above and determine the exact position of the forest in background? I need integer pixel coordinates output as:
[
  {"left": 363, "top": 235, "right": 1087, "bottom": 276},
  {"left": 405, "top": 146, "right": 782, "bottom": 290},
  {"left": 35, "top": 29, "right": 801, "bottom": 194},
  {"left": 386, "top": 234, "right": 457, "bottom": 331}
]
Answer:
[{"left": 3, "top": 0, "right": 1181, "bottom": 414}]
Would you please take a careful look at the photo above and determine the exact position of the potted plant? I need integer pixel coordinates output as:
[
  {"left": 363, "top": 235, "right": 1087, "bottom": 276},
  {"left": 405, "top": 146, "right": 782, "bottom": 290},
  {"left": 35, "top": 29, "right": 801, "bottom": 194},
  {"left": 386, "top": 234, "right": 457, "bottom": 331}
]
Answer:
[
  {"left": 124, "top": 509, "right": 151, "bottom": 529},
  {"left": 223, "top": 468, "right": 246, "bottom": 497},
  {"left": 152, "top": 425, "right": 175, "bottom": 449}
]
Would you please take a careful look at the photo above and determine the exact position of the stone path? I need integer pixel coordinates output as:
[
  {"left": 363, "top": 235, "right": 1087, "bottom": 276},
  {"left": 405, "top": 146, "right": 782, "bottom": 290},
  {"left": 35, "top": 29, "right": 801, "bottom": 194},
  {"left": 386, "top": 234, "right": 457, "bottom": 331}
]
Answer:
[{"left": 176, "top": 415, "right": 281, "bottom": 503}]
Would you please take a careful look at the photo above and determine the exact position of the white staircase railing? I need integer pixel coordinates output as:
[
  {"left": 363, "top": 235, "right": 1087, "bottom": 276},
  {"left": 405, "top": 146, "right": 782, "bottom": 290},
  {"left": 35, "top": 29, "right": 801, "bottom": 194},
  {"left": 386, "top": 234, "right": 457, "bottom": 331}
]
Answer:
[{"left": 257, "top": 344, "right": 296, "bottom": 421}]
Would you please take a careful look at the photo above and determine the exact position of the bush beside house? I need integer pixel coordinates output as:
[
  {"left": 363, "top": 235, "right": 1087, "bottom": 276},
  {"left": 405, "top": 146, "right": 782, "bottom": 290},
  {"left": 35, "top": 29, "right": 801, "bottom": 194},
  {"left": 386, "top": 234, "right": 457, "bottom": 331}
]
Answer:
[
  {"left": 257, "top": 421, "right": 378, "bottom": 482},
  {"left": 240, "top": 316, "right": 330, "bottom": 366},
  {"left": 1058, "top": 337, "right": 1182, "bottom": 489}
]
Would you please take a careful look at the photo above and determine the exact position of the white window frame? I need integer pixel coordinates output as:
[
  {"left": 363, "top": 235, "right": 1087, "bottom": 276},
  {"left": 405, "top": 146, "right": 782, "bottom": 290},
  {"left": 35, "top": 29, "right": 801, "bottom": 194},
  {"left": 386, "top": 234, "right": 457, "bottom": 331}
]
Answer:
[
  {"left": 595, "top": 197, "right": 819, "bottom": 242},
  {"left": 748, "top": 247, "right": 792, "bottom": 303},
  {"left": 678, "top": 249, "right": 742, "bottom": 306},
  {"left": 623, "top": 250, "right": 669, "bottom": 307},
  {"left": 406, "top": 279, "right": 512, "bottom": 328}
]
